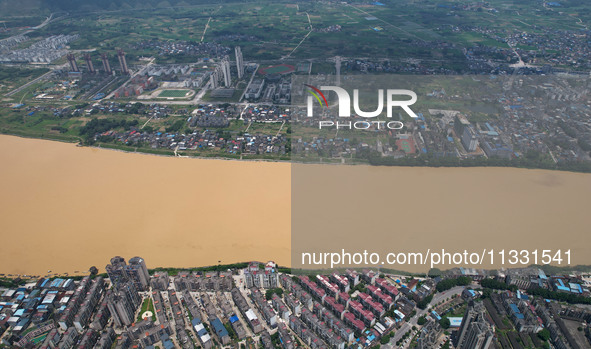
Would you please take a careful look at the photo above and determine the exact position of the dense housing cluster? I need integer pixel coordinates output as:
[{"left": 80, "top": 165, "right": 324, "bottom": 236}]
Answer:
[{"left": 2, "top": 258, "right": 591, "bottom": 348}]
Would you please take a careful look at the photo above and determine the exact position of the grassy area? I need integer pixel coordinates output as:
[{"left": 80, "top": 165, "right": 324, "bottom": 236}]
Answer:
[
  {"left": 158, "top": 89, "right": 192, "bottom": 98},
  {"left": 0, "top": 104, "right": 290, "bottom": 161},
  {"left": 0, "top": 67, "right": 49, "bottom": 96},
  {"left": 137, "top": 297, "right": 156, "bottom": 321}
]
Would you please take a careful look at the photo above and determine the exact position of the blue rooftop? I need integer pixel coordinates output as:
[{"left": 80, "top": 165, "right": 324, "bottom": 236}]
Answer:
[
  {"left": 569, "top": 283, "right": 583, "bottom": 294},
  {"left": 509, "top": 304, "right": 524, "bottom": 319},
  {"left": 211, "top": 318, "right": 229, "bottom": 338}
]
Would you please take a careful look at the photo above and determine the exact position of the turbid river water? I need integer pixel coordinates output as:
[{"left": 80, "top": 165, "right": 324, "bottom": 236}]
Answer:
[
  {"left": 0, "top": 135, "right": 290, "bottom": 276},
  {"left": 1, "top": 135, "right": 590, "bottom": 276}
]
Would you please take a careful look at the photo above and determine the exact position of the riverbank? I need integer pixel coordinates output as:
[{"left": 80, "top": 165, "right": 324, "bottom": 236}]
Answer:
[{"left": 5, "top": 129, "right": 591, "bottom": 173}]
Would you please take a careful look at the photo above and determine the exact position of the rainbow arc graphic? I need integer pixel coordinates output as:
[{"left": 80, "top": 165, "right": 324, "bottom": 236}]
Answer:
[{"left": 305, "top": 84, "right": 328, "bottom": 107}]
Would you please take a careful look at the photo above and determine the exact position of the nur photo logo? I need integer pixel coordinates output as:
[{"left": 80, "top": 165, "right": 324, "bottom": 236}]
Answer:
[{"left": 305, "top": 84, "right": 419, "bottom": 130}]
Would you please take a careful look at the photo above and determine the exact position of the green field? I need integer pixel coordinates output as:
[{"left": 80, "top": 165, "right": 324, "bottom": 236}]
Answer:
[
  {"left": 158, "top": 89, "right": 191, "bottom": 98},
  {"left": 1, "top": 0, "right": 585, "bottom": 64},
  {"left": 137, "top": 297, "right": 156, "bottom": 321}
]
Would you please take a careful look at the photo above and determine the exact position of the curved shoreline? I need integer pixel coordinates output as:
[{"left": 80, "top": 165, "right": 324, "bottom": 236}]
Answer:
[{"left": 4, "top": 132, "right": 591, "bottom": 175}]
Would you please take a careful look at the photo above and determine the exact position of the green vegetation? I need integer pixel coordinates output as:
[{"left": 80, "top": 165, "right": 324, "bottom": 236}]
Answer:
[
  {"left": 224, "top": 322, "right": 237, "bottom": 341},
  {"left": 0, "top": 66, "right": 49, "bottom": 94},
  {"left": 270, "top": 331, "right": 282, "bottom": 348},
  {"left": 351, "top": 282, "right": 368, "bottom": 294},
  {"left": 416, "top": 316, "right": 427, "bottom": 326},
  {"left": 480, "top": 278, "right": 518, "bottom": 291},
  {"left": 265, "top": 288, "right": 284, "bottom": 300},
  {"left": 0, "top": 277, "right": 26, "bottom": 288},
  {"left": 165, "top": 119, "right": 185, "bottom": 133},
  {"left": 158, "top": 89, "right": 192, "bottom": 98},
  {"left": 0, "top": 106, "right": 288, "bottom": 162},
  {"left": 417, "top": 294, "right": 433, "bottom": 310},
  {"left": 538, "top": 328, "right": 551, "bottom": 341},
  {"left": 396, "top": 329, "right": 413, "bottom": 346},
  {"left": 149, "top": 262, "right": 249, "bottom": 276},
  {"left": 427, "top": 268, "right": 442, "bottom": 278},
  {"left": 3, "top": 0, "right": 581, "bottom": 63},
  {"left": 79, "top": 118, "right": 139, "bottom": 143},
  {"left": 366, "top": 151, "right": 591, "bottom": 174},
  {"left": 436, "top": 276, "right": 472, "bottom": 292},
  {"left": 379, "top": 332, "right": 392, "bottom": 344},
  {"left": 536, "top": 264, "right": 591, "bottom": 275},
  {"left": 137, "top": 297, "right": 156, "bottom": 321},
  {"left": 529, "top": 287, "right": 591, "bottom": 305}
]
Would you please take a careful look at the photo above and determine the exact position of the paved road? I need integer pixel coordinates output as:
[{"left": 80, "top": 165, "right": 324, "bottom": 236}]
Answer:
[{"left": 5, "top": 69, "right": 55, "bottom": 97}]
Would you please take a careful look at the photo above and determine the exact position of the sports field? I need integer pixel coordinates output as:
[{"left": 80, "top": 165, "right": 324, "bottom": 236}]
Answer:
[
  {"left": 158, "top": 89, "right": 191, "bottom": 98},
  {"left": 396, "top": 139, "right": 416, "bottom": 154}
]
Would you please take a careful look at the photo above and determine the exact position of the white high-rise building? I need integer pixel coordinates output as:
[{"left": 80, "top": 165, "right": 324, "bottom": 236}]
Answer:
[
  {"left": 235, "top": 46, "right": 244, "bottom": 79},
  {"left": 222, "top": 56, "right": 231, "bottom": 87},
  {"left": 210, "top": 70, "right": 219, "bottom": 89},
  {"left": 456, "top": 301, "right": 494, "bottom": 349}
]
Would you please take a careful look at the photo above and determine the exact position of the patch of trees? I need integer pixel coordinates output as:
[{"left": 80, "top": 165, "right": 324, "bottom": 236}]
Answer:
[
  {"left": 436, "top": 276, "right": 472, "bottom": 292},
  {"left": 528, "top": 287, "right": 591, "bottom": 305},
  {"left": 0, "top": 278, "right": 25, "bottom": 288},
  {"left": 417, "top": 294, "right": 433, "bottom": 309},
  {"left": 578, "top": 139, "right": 591, "bottom": 153},
  {"left": 557, "top": 120, "right": 577, "bottom": 138},
  {"left": 349, "top": 282, "right": 367, "bottom": 295},
  {"left": 165, "top": 119, "right": 185, "bottom": 133},
  {"left": 537, "top": 328, "right": 550, "bottom": 341},
  {"left": 265, "top": 288, "right": 284, "bottom": 300},
  {"left": 126, "top": 103, "right": 143, "bottom": 115},
  {"left": 366, "top": 151, "right": 591, "bottom": 173},
  {"left": 51, "top": 126, "right": 68, "bottom": 133},
  {"left": 79, "top": 118, "right": 139, "bottom": 141},
  {"left": 379, "top": 332, "right": 393, "bottom": 344},
  {"left": 428, "top": 268, "right": 442, "bottom": 278},
  {"left": 480, "top": 278, "right": 518, "bottom": 292},
  {"left": 148, "top": 262, "right": 249, "bottom": 276}
]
